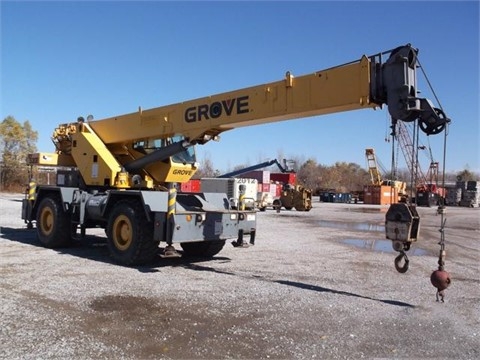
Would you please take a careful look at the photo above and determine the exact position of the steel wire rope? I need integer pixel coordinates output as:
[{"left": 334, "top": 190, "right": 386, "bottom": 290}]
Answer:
[{"left": 418, "top": 58, "right": 451, "bottom": 301}]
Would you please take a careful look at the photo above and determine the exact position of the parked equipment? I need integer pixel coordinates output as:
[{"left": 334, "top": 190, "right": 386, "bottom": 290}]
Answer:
[
  {"left": 22, "top": 44, "right": 449, "bottom": 266},
  {"left": 365, "top": 148, "right": 407, "bottom": 203},
  {"left": 276, "top": 184, "right": 312, "bottom": 211},
  {"left": 220, "top": 159, "right": 312, "bottom": 211},
  {"left": 200, "top": 177, "right": 258, "bottom": 210}
]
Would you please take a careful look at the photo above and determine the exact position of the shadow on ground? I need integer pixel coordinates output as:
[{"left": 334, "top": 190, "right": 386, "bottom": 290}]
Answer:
[
  {"left": 0, "top": 225, "right": 415, "bottom": 308},
  {"left": 0, "top": 225, "right": 231, "bottom": 271}
]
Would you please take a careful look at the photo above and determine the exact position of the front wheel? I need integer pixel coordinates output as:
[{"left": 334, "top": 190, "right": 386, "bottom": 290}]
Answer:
[
  {"left": 36, "top": 195, "right": 72, "bottom": 248},
  {"left": 272, "top": 200, "right": 282, "bottom": 211},
  {"left": 106, "top": 200, "right": 157, "bottom": 266},
  {"left": 181, "top": 240, "right": 226, "bottom": 258}
]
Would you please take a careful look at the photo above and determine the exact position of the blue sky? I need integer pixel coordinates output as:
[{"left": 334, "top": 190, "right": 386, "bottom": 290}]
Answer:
[{"left": 2, "top": 1, "right": 479, "bottom": 174}]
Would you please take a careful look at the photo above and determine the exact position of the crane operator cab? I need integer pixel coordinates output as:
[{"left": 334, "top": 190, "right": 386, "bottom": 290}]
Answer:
[{"left": 128, "top": 135, "right": 199, "bottom": 187}]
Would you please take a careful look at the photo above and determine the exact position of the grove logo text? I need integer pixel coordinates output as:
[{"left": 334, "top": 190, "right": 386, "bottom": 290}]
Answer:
[{"left": 184, "top": 96, "right": 249, "bottom": 123}]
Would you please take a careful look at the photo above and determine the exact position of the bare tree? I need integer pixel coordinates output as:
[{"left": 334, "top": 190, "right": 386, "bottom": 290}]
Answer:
[
  {"left": 193, "top": 152, "right": 218, "bottom": 178},
  {"left": 455, "top": 168, "right": 478, "bottom": 182},
  {"left": 297, "top": 158, "right": 321, "bottom": 190},
  {"left": 297, "top": 161, "right": 370, "bottom": 194},
  {"left": 0, "top": 116, "right": 38, "bottom": 191}
]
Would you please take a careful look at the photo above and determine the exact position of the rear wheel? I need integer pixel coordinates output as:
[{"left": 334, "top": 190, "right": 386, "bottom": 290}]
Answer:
[
  {"left": 106, "top": 200, "right": 157, "bottom": 266},
  {"left": 36, "top": 195, "right": 72, "bottom": 248},
  {"left": 181, "top": 240, "right": 226, "bottom": 258},
  {"left": 295, "top": 201, "right": 312, "bottom": 212}
]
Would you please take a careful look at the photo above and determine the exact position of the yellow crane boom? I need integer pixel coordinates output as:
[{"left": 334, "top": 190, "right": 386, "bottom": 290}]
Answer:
[
  {"left": 34, "top": 44, "right": 449, "bottom": 190},
  {"left": 365, "top": 148, "right": 383, "bottom": 186}
]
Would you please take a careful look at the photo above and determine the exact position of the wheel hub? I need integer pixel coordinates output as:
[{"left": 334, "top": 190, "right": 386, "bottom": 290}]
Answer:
[
  {"left": 113, "top": 215, "right": 132, "bottom": 250},
  {"left": 40, "top": 207, "right": 54, "bottom": 235}
]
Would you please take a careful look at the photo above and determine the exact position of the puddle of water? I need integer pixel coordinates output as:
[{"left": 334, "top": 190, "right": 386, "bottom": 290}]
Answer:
[
  {"left": 318, "top": 220, "right": 385, "bottom": 232},
  {"left": 345, "top": 207, "right": 388, "bottom": 213},
  {"left": 342, "top": 239, "right": 427, "bottom": 256}
]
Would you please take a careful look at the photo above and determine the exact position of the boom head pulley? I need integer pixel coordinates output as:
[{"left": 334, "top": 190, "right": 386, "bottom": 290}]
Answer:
[{"left": 380, "top": 44, "right": 450, "bottom": 135}]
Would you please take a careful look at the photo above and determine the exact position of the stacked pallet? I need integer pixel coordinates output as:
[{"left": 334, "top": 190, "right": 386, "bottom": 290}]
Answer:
[
  {"left": 445, "top": 185, "right": 462, "bottom": 206},
  {"left": 459, "top": 181, "right": 480, "bottom": 207}
]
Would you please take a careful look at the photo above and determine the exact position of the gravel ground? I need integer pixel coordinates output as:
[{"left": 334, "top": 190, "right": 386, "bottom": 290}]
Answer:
[{"left": 0, "top": 192, "right": 479, "bottom": 359}]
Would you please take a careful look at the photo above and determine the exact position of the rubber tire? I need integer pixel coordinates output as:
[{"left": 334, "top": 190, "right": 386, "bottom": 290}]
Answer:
[
  {"left": 36, "top": 195, "right": 72, "bottom": 248},
  {"left": 295, "top": 204, "right": 312, "bottom": 212},
  {"left": 181, "top": 240, "right": 226, "bottom": 258},
  {"left": 106, "top": 200, "right": 157, "bottom": 266}
]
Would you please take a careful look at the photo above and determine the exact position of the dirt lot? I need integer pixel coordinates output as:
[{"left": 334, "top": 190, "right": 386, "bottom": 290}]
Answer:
[{"left": 0, "top": 192, "right": 479, "bottom": 359}]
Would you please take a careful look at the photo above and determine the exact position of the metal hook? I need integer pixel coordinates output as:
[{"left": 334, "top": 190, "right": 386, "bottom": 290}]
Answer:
[{"left": 394, "top": 251, "right": 410, "bottom": 273}]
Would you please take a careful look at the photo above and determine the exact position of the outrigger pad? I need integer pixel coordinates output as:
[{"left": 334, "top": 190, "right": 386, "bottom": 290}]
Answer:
[{"left": 160, "top": 245, "right": 181, "bottom": 258}]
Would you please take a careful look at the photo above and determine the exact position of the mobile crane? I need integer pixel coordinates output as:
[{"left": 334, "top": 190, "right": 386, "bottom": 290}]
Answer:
[
  {"left": 22, "top": 44, "right": 449, "bottom": 266},
  {"left": 393, "top": 120, "right": 446, "bottom": 206},
  {"left": 365, "top": 148, "right": 408, "bottom": 203}
]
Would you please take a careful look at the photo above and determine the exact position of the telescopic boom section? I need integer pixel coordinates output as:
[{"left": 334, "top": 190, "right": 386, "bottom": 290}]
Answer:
[
  {"left": 45, "top": 44, "right": 449, "bottom": 188},
  {"left": 88, "top": 54, "right": 376, "bottom": 146},
  {"left": 87, "top": 44, "right": 448, "bottom": 148}
]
